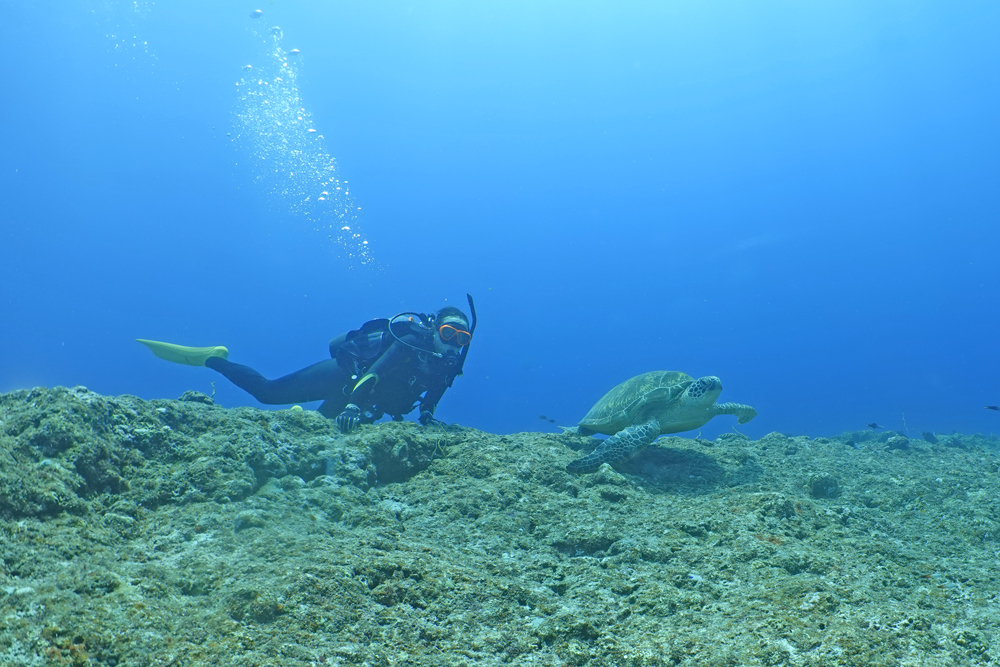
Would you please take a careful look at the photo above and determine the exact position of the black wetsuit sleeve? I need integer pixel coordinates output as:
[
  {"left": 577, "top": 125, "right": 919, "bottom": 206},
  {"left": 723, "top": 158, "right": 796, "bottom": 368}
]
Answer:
[
  {"left": 419, "top": 377, "right": 450, "bottom": 416},
  {"left": 346, "top": 341, "right": 405, "bottom": 409}
]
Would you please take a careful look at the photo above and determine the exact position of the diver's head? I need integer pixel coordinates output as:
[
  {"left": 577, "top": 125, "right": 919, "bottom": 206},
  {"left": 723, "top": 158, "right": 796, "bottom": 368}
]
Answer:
[{"left": 432, "top": 306, "right": 471, "bottom": 359}]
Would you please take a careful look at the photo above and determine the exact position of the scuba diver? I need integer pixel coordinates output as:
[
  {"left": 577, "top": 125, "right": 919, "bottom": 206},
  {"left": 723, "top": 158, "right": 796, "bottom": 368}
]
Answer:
[{"left": 137, "top": 295, "right": 477, "bottom": 433}]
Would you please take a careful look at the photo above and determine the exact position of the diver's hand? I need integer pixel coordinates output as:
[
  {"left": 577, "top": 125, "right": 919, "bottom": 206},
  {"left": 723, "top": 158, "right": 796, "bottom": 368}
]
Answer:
[
  {"left": 419, "top": 409, "right": 443, "bottom": 427},
  {"left": 337, "top": 404, "right": 362, "bottom": 433}
]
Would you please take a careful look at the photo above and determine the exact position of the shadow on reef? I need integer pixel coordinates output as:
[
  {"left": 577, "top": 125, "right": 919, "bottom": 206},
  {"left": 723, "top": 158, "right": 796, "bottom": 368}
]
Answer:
[
  {"left": 619, "top": 444, "right": 729, "bottom": 489},
  {"left": 562, "top": 431, "right": 764, "bottom": 494}
]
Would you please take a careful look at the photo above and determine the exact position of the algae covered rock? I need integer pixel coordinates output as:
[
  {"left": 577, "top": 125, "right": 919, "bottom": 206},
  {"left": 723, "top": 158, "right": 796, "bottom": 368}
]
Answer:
[
  {"left": 2, "top": 387, "right": 1000, "bottom": 666},
  {"left": 0, "top": 386, "right": 455, "bottom": 518}
]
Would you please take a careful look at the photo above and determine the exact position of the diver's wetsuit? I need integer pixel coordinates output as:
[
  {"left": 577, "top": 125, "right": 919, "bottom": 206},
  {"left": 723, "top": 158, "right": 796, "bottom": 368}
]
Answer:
[{"left": 205, "top": 317, "right": 461, "bottom": 423}]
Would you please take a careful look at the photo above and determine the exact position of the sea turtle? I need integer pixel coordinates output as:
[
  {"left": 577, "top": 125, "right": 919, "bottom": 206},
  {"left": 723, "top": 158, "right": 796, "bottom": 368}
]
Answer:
[{"left": 565, "top": 371, "right": 757, "bottom": 474}]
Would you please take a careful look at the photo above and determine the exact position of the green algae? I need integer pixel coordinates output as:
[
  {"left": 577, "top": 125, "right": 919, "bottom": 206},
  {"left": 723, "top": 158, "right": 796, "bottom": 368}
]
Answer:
[{"left": 1, "top": 386, "right": 999, "bottom": 665}]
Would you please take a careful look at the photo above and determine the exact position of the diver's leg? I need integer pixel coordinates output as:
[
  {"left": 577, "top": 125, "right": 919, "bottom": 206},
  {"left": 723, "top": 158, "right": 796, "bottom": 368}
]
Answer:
[{"left": 205, "top": 357, "right": 349, "bottom": 406}]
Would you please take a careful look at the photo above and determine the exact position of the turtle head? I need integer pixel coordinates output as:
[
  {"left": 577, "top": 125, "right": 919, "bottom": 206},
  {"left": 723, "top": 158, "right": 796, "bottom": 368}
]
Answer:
[{"left": 686, "top": 376, "right": 722, "bottom": 404}]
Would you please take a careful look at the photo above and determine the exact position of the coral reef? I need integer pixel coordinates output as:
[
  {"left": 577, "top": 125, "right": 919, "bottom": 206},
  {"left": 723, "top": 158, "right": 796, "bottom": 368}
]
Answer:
[{"left": 1, "top": 387, "right": 999, "bottom": 665}]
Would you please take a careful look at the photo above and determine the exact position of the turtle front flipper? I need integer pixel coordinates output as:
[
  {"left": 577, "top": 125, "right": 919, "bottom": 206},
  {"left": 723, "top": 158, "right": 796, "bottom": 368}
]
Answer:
[
  {"left": 713, "top": 402, "right": 757, "bottom": 424},
  {"left": 566, "top": 418, "right": 660, "bottom": 474}
]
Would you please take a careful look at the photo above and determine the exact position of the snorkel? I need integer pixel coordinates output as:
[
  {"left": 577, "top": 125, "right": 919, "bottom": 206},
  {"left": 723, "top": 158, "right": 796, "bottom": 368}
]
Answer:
[{"left": 455, "top": 293, "right": 477, "bottom": 376}]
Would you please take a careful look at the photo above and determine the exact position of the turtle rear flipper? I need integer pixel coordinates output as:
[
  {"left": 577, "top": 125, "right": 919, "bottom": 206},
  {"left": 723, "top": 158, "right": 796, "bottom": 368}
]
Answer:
[
  {"left": 566, "top": 418, "right": 660, "bottom": 474},
  {"left": 713, "top": 402, "right": 757, "bottom": 424}
]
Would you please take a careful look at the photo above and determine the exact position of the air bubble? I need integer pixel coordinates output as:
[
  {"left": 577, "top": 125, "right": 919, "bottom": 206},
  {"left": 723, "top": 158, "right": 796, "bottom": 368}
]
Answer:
[{"left": 234, "top": 32, "right": 372, "bottom": 266}]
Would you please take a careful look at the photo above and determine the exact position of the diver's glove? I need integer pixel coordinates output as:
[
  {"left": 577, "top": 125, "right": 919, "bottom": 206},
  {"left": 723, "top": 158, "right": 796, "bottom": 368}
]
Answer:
[
  {"left": 337, "top": 404, "right": 362, "bottom": 433},
  {"left": 419, "top": 409, "right": 443, "bottom": 427}
]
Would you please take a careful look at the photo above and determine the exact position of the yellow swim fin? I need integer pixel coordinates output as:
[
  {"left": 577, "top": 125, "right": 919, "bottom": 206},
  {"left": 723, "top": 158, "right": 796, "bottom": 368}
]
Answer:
[{"left": 136, "top": 339, "right": 229, "bottom": 367}]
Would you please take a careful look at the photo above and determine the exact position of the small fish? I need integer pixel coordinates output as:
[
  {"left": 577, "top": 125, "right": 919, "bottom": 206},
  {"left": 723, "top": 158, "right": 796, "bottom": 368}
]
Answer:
[
  {"left": 986, "top": 406, "right": 1000, "bottom": 412},
  {"left": 845, "top": 440, "right": 860, "bottom": 449},
  {"left": 866, "top": 423, "right": 883, "bottom": 430},
  {"left": 548, "top": 418, "right": 556, "bottom": 424},
  {"left": 922, "top": 432, "right": 939, "bottom": 444},
  {"left": 538, "top": 415, "right": 548, "bottom": 421}
]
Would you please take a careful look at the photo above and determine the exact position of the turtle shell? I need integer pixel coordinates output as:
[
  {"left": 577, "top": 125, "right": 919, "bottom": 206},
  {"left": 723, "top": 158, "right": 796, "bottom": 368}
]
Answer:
[{"left": 578, "top": 371, "right": 694, "bottom": 436}]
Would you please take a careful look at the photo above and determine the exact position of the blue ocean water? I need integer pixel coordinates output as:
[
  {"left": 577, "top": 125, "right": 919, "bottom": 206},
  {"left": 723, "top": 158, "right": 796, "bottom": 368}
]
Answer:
[{"left": 2, "top": 0, "right": 998, "bottom": 440}]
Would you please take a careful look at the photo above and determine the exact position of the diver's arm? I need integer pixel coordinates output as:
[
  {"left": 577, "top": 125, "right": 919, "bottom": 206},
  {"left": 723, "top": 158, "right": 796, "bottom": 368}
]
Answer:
[
  {"left": 333, "top": 341, "right": 400, "bottom": 432},
  {"left": 418, "top": 379, "right": 450, "bottom": 425},
  {"left": 346, "top": 341, "right": 404, "bottom": 407}
]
